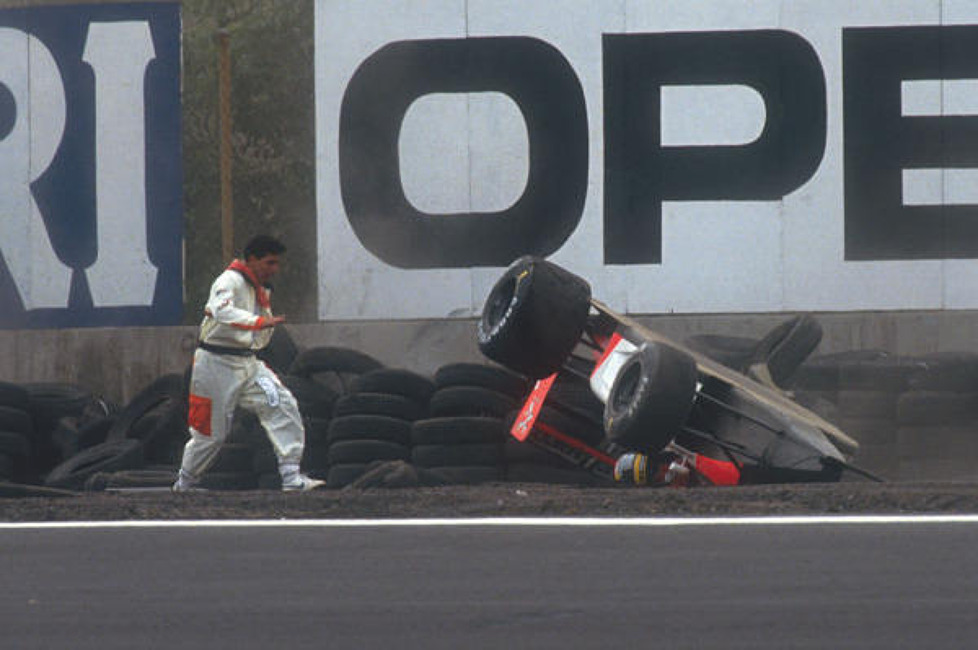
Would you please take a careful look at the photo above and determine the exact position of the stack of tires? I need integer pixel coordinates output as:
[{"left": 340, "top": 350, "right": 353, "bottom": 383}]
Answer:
[
  {"left": 250, "top": 345, "right": 386, "bottom": 489},
  {"left": 25, "top": 382, "right": 123, "bottom": 481},
  {"left": 41, "top": 374, "right": 188, "bottom": 490},
  {"left": 896, "top": 352, "right": 978, "bottom": 481},
  {"left": 791, "top": 350, "right": 978, "bottom": 481},
  {"left": 326, "top": 368, "right": 434, "bottom": 488},
  {"left": 405, "top": 363, "right": 527, "bottom": 485},
  {"left": 0, "top": 381, "right": 38, "bottom": 484},
  {"left": 47, "top": 328, "right": 297, "bottom": 492},
  {"left": 790, "top": 351, "right": 913, "bottom": 480}
]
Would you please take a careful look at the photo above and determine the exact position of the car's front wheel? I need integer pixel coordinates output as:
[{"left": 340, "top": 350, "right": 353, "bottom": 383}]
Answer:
[{"left": 604, "top": 342, "right": 698, "bottom": 453}]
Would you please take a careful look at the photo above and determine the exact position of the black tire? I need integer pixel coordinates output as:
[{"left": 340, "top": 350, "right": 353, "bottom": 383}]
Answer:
[
  {"left": 0, "top": 380, "right": 30, "bottom": 410},
  {"left": 896, "top": 391, "right": 978, "bottom": 426},
  {"left": 604, "top": 343, "right": 698, "bottom": 453},
  {"left": 84, "top": 469, "right": 176, "bottom": 491},
  {"left": 0, "top": 454, "right": 14, "bottom": 480},
  {"left": 896, "top": 425, "right": 975, "bottom": 459},
  {"left": 411, "top": 417, "right": 507, "bottom": 446},
  {"left": 684, "top": 335, "right": 757, "bottom": 372},
  {"left": 106, "top": 374, "right": 187, "bottom": 442},
  {"left": 834, "top": 417, "right": 896, "bottom": 447},
  {"left": 350, "top": 369, "right": 436, "bottom": 405},
  {"left": 478, "top": 256, "right": 592, "bottom": 379},
  {"left": 0, "top": 405, "right": 32, "bottom": 435},
  {"left": 0, "top": 431, "right": 30, "bottom": 459},
  {"left": 23, "top": 382, "right": 95, "bottom": 434},
  {"left": 434, "top": 363, "right": 530, "bottom": 399},
  {"left": 907, "top": 352, "right": 978, "bottom": 392},
  {"left": 835, "top": 390, "right": 898, "bottom": 419},
  {"left": 280, "top": 374, "right": 338, "bottom": 419},
  {"left": 73, "top": 415, "right": 117, "bottom": 456},
  {"left": 791, "top": 391, "right": 841, "bottom": 423},
  {"left": 837, "top": 354, "right": 919, "bottom": 392},
  {"left": 257, "top": 472, "right": 283, "bottom": 490},
  {"left": 411, "top": 443, "right": 503, "bottom": 468},
  {"left": 790, "top": 350, "right": 891, "bottom": 391},
  {"left": 256, "top": 325, "right": 300, "bottom": 376},
  {"left": 332, "top": 392, "right": 426, "bottom": 421},
  {"left": 135, "top": 398, "right": 188, "bottom": 446},
  {"left": 209, "top": 442, "right": 255, "bottom": 473},
  {"left": 251, "top": 439, "right": 278, "bottom": 474},
  {"left": 44, "top": 439, "right": 144, "bottom": 490},
  {"left": 428, "top": 386, "right": 517, "bottom": 419},
  {"left": 327, "top": 439, "right": 410, "bottom": 465},
  {"left": 228, "top": 409, "right": 264, "bottom": 444},
  {"left": 327, "top": 415, "right": 412, "bottom": 446},
  {"left": 289, "top": 346, "right": 384, "bottom": 377},
  {"left": 750, "top": 314, "right": 823, "bottom": 387},
  {"left": 304, "top": 417, "right": 332, "bottom": 443},
  {"left": 302, "top": 438, "right": 331, "bottom": 472}
]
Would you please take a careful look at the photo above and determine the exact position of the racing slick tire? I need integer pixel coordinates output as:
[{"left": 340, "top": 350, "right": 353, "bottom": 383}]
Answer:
[
  {"left": 604, "top": 342, "right": 698, "bottom": 453},
  {"left": 478, "top": 256, "right": 591, "bottom": 379},
  {"left": 749, "top": 314, "right": 823, "bottom": 388}
]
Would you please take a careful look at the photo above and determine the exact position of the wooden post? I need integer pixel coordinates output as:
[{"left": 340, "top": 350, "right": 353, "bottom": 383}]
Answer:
[{"left": 217, "top": 29, "right": 233, "bottom": 264}]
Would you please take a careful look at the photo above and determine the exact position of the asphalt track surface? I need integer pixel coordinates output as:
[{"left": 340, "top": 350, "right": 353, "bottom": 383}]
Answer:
[{"left": 2, "top": 517, "right": 977, "bottom": 650}]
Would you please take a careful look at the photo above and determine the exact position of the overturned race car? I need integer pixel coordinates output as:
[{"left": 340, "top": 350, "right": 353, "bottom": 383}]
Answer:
[{"left": 478, "top": 256, "right": 880, "bottom": 487}]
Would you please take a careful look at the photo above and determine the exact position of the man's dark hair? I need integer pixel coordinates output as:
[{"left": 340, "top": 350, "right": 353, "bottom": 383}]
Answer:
[{"left": 243, "top": 235, "right": 286, "bottom": 260}]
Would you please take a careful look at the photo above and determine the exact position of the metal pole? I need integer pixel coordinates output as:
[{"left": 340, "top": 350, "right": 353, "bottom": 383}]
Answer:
[{"left": 217, "top": 29, "right": 233, "bottom": 264}]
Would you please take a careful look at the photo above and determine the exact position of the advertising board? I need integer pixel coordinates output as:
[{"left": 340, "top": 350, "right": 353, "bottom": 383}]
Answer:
[
  {"left": 316, "top": 0, "right": 978, "bottom": 319},
  {"left": 0, "top": 2, "right": 182, "bottom": 329}
]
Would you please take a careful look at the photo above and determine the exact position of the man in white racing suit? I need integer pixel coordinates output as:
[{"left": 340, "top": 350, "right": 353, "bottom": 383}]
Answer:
[{"left": 173, "top": 235, "right": 324, "bottom": 492}]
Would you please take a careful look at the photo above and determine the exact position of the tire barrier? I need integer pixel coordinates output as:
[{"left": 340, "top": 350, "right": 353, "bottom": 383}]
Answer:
[
  {"left": 792, "top": 350, "right": 978, "bottom": 481},
  {"left": 0, "top": 354, "right": 599, "bottom": 491},
  {"left": 10, "top": 325, "right": 978, "bottom": 490}
]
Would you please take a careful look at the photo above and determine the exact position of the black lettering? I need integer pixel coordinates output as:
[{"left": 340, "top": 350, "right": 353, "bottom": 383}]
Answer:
[
  {"left": 603, "top": 30, "right": 826, "bottom": 264},
  {"left": 339, "top": 37, "right": 588, "bottom": 268},
  {"left": 844, "top": 26, "right": 978, "bottom": 260}
]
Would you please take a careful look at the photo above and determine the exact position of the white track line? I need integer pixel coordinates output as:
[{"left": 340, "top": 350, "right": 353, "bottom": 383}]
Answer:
[{"left": 2, "top": 515, "right": 978, "bottom": 529}]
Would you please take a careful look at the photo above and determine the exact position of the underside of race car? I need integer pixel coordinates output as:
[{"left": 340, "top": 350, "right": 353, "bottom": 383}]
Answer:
[{"left": 478, "top": 256, "right": 880, "bottom": 487}]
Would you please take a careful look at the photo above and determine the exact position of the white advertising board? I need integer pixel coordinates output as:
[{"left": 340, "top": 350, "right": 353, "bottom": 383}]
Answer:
[{"left": 316, "top": 0, "right": 978, "bottom": 320}]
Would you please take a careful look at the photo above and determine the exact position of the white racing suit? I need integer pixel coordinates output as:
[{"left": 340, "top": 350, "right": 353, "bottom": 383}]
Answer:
[{"left": 178, "top": 261, "right": 305, "bottom": 486}]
